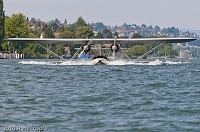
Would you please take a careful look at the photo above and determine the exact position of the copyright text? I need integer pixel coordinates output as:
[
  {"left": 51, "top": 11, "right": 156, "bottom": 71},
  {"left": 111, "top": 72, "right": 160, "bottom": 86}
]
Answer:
[{"left": 3, "top": 126, "right": 47, "bottom": 132}]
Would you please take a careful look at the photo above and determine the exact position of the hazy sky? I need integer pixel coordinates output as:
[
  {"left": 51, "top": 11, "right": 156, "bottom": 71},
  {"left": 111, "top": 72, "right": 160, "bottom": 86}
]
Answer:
[{"left": 4, "top": 0, "right": 200, "bottom": 30}]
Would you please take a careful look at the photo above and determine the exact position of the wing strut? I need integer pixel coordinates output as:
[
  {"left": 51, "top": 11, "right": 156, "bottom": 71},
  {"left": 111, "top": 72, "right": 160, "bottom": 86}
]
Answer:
[
  {"left": 133, "top": 42, "right": 166, "bottom": 62},
  {"left": 119, "top": 46, "right": 131, "bottom": 61},
  {"left": 35, "top": 42, "right": 65, "bottom": 60}
]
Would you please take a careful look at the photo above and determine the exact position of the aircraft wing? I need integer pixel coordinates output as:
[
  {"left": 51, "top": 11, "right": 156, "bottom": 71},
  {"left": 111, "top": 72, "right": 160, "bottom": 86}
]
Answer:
[{"left": 5, "top": 38, "right": 196, "bottom": 44}]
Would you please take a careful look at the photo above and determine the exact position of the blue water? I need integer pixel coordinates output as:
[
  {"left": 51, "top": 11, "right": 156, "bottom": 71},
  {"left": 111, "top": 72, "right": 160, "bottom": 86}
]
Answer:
[{"left": 0, "top": 59, "right": 200, "bottom": 132}]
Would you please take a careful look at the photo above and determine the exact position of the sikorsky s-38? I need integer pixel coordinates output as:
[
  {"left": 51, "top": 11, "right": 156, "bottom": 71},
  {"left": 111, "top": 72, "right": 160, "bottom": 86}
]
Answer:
[{"left": 5, "top": 37, "right": 196, "bottom": 65}]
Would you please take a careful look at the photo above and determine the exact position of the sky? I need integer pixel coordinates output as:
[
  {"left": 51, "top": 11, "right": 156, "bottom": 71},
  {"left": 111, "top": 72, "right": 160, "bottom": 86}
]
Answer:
[{"left": 3, "top": 0, "right": 200, "bottom": 30}]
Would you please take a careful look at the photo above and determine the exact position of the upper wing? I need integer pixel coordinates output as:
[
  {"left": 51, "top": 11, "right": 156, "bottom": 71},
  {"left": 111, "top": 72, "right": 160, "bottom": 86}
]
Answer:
[
  {"left": 117, "top": 38, "right": 197, "bottom": 44},
  {"left": 5, "top": 38, "right": 196, "bottom": 44}
]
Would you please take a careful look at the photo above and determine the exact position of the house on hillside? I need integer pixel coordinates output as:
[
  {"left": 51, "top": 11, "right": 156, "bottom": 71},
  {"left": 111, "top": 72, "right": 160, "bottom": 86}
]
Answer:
[{"left": 28, "top": 21, "right": 46, "bottom": 29}]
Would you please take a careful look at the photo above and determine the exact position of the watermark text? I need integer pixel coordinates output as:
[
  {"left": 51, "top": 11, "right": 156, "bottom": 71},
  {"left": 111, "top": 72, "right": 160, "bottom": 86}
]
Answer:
[{"left": 3, "top": 126, "right": 47, "bottom": 132}]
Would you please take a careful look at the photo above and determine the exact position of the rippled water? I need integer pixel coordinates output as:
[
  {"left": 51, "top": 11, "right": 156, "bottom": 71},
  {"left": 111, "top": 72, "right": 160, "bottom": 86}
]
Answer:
[{"left": 0, "top": 59, "right": 200, "bottom": 132}]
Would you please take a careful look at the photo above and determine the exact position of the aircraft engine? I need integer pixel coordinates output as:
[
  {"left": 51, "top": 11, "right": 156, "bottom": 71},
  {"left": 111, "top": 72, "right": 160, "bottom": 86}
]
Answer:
[
  {"left": 110, "top": 44, "right": 119, "bottom": 53},
  {"left": 81, "top": 44, "right": 91, "bottom": 54}
]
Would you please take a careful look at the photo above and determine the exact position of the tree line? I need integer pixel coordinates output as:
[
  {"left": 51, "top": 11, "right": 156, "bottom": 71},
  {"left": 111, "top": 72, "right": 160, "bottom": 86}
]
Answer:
[{"left": 0, "top": 0, "right": 178, "bottom": 59}]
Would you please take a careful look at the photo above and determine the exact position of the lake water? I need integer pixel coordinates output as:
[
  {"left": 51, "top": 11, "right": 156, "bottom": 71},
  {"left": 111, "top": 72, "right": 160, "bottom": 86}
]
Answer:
[{"left": 0, "top": 59, "right": 200, "bottom": 132}]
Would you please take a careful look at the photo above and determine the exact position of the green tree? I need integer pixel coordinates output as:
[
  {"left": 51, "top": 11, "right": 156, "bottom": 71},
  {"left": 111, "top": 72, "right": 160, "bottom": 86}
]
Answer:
[
  {"left": 4, "top": 13, "right": 29, "bottom": 38},
  {"left": 91, "top": 22, "right": 106, "bottom": 32},
  {"left": 69, "top": 16, "right": 88, "bottom": 32},
  {"left": 157, "top": 44, "right": 178, "bottom": 58},
  {"left": 57, "top": 26, "right": 68, "bottom": 32},
  {"left": 22, "top": 43, "right": 46, "bottom": 58},
  {"left": 128, "top": 45, "right": 147, "bottom": 58},
  {"left": 58, "top": 30, "right": 75, "bottom": 38},
  {"left": 141, "top": 24, "right": 147, "bottom": 28},
  {"left": 54, "top": 44, "right": 65, "bottom": 56},
  {"left": 154, "top": 25, "right": 160, "bottom": 31},
  {"left": 147, "top": 25, "right": 153, "bottom": 30},
  {"left": 43, "top": 24, "right": 55, "bottom": 58},
  {"left": 46, "top": 20, "right": 58, "bottom": 32},
  {"left": 29, "top": 27, "right": 42, "bottom": 37},
  {"left": 37, "top": 21, "right": 41, "bottom": 27},
  {"left": 132, "top": 33, "right": 143, "bottom": 38},
  {"left": 0, "top": 0, "right": 5, "bottom": 44},
  {"left": 4, "top": 13, "right": 29, "bottom": 53},
  {"left": 146, "top": 35, "right": 156, "bottom": 38},
  {"left": 22, "top": 31, "right": 46, "bottom": 59},
  {"left": 95, "top": 32, "right": 103, "bottom": 38},
  {"left": 119, "top": 36, "right": 128, "bottom": 38},
  {"left": 75, "top": 17, "right": 87, "bottom": 27},
  {"left": 44, "top": 25, "right": 55, "bottom": 38},
  {"left": 75, "top": 26, "right": 94, "bottom": 38},
  {"left": 102, "top": 28, "right": 112, "bottom": 38},
  {"left": 29, "top": 33, "right": 38, "bottom": 38}
]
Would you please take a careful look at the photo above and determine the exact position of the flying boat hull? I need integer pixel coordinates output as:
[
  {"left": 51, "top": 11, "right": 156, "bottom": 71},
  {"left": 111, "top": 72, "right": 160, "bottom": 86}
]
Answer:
[
  {"left": 93, "top": 56, "right": 109, "bottom": 65},
  {"left": 93, "top": 58, "right": 108, "bottom": 65}
]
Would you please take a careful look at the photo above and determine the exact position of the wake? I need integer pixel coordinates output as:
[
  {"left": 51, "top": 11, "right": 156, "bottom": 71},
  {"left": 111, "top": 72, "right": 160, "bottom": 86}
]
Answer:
[{"left": 19, "top": 59, "right": 190, "bottom": 66}]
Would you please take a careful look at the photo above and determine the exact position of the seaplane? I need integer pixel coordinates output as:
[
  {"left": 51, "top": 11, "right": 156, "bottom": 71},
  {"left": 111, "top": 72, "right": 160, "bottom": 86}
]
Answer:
[{"left": 5, "top": 37, "right": 196, "bottom": 65}]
